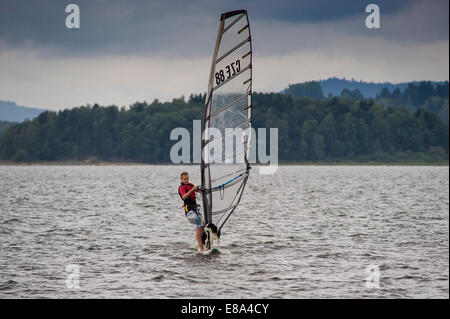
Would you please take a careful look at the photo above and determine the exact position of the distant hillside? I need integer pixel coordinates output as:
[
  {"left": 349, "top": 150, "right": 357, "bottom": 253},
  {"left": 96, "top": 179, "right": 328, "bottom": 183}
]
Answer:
[
  {"left": 317, "top": 78, "right": 409, "bottom": 97},
  {"left": 0, "top": 100, "right": 47, "bottom": 122},
  {"left": 302, "top": 78, "right": 447, "bottom": 98}
]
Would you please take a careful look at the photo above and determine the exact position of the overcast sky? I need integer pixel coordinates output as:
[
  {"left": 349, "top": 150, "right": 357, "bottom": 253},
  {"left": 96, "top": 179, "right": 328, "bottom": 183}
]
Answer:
[{"left": 0, "top": 0, "right": 448, "bottom": 110}]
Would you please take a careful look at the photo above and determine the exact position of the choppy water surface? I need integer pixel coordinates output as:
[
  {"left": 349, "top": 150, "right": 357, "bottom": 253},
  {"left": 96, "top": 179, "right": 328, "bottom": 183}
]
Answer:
[{"left": 0, "top": 165, "right": 448, "bottom": 298}]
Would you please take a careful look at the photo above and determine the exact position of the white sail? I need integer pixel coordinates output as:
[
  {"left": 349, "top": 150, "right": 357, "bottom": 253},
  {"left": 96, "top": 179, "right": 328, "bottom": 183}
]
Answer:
[{"left": 201, "top": 10, "right": 252, "bottom": 233}]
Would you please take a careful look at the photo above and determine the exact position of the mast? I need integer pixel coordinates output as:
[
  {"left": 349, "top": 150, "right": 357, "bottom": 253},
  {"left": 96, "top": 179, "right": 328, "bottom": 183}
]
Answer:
[{"left": 201, "top": 13, "right": 225, "bottom": 226}]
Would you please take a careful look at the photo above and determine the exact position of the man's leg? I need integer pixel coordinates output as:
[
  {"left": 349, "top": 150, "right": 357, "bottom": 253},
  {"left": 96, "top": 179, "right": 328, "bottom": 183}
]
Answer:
[{"left": 196, "top": 226, "right": 205, "bottom": 251}]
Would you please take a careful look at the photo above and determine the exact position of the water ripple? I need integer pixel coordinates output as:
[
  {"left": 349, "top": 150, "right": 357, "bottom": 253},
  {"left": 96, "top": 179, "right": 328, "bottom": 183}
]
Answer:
[{"left": 0, "top": 165, "right": 448, "bottom": 298}]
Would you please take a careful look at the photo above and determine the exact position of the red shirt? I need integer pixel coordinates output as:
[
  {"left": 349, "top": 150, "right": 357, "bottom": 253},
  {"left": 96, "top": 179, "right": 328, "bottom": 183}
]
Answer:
[{"left": 178, "top": 183, "right": 196, "bottom": 202}]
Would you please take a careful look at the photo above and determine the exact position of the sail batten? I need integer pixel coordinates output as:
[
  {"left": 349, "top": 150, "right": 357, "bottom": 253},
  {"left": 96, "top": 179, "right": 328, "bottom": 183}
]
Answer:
[
  {"left": 216, "top": 37, "right": 250, "bottom": 64},
  {"left": 201, "top": 10, "right": 252, "bottom": 232},
  {"left": 222, "top": 13, "right": 245, "bottom": 32},
  {"left": 208, "top": 93, "right": 249, "bottom": 119},
  {"left": 204, "top": 119, "right": 251, "bottom": 145}
]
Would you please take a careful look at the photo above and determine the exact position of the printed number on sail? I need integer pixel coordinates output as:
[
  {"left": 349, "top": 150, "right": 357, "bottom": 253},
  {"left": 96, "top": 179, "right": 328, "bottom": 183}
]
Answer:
[{"left": 215, "top": 60, "right": 241, "bottom": 85}]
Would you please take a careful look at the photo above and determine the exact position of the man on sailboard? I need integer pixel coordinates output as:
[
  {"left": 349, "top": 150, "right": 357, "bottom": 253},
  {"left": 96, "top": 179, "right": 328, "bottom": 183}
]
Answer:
[{"left": 178, "top": 172, "right": 206, "bottom": 251}]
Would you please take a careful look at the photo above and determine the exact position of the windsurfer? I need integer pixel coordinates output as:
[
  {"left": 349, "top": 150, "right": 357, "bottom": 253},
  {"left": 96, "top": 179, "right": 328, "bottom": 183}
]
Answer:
[{"left": 178, "top": 172, "right": 206, "bottom": 251}]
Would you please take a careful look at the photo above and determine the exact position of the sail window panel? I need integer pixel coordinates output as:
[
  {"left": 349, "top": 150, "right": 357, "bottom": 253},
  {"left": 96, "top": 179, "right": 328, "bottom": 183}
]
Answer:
[
  {"left": 208, "top": 165, "right": 246, "bottom": 209},
  {"left": 211, "top": 68, "right": 251, "bottom": 114},
  {"left": 210, "top": 97, "right": 248, "bottom": 132},
  {"left": 223, "top": 12, "right": 245, "bottom": 30},
  {"left": 209, "top": 93, "right": 248, "bottom": 119},
  {"left": 205, "top": 140, "right": 248, "bottom": 165},
  {"left": 210, "top": 179, "right": 245, "bottom": 215},
  {"left": 218, "top": 14, "right": 249, "bottom": 59},
  {"left": 205, "top": 124, "right": 250, "bottom": 165},
  {"left": 210, "top": 165, "right": 247, "bottom": 186},
  {"left": 216, "top": 38, "right": 251, "bottom": 66},
  {"left": 207, "top": 144, "right": 248, "bottom": 165},
  {"left": 206, "top": 121, "right": 251, "bottom": 144},
  {"left": 209, "top": 162, "right": 246, "bottom": 190}
]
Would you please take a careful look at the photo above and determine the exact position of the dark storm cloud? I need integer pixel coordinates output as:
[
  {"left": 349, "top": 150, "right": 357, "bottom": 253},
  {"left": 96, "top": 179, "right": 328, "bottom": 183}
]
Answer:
[
  {"left": 0, "top": 0, "right": 447, "bottom": 57},
  {"left": 245, "top": 0, "right": 414, "bottom": 22}
]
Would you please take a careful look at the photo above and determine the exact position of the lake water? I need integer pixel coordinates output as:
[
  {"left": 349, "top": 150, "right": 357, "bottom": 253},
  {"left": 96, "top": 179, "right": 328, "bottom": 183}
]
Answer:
[{"left": 0, "top": 165, "right": 448, "bottom": 298}]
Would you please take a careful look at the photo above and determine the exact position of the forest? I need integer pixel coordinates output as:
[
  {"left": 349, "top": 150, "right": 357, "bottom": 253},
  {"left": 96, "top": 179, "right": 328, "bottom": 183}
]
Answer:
[
  {"left": 375, "top": 81, "right": 449, "bottom": 124},
  {"left": 0, "top": 120, "right": 13, "bottom": 138},
  {"left": 0, "top": 92, "right": 448, "bottom": 163},
  {"left": 284, "top": 81, "right": 449, "bottom": 124}
]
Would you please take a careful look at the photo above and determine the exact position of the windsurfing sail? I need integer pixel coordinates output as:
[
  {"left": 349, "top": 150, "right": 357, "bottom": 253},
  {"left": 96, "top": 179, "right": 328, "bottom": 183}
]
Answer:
[{"left": 201, "top": 10, "right": 252, "bottom": 234}]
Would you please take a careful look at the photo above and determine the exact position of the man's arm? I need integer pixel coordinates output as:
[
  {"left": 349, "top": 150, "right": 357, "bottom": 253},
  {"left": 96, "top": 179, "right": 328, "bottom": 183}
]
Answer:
[{"left": 181, "top": 186, "right": 199, "bottom": 200}]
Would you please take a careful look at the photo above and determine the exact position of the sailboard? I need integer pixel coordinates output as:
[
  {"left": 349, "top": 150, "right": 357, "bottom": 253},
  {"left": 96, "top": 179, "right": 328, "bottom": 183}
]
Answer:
[{"left": 201, "top": 10, "right": 252, "bottom": 249}]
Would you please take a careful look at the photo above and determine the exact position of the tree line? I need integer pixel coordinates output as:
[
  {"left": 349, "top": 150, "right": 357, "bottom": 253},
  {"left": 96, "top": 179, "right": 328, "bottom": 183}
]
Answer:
[
  {"left": 284, "top": 80, "right": 449, "bottom": 124},
  {"left": 0, "top": 120, "right": 13, "bottom": 137},
  {"left": 0, "top": 93, "right": 448, "bottom": 163},
  {"left": 375, "top": 81, "right": 449, "bottom": 124}
]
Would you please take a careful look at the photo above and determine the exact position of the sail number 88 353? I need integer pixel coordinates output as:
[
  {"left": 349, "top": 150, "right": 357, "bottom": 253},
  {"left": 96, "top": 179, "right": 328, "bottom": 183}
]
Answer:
[{"left": 215, "top": 60, "right": 241, "bottom": 85}]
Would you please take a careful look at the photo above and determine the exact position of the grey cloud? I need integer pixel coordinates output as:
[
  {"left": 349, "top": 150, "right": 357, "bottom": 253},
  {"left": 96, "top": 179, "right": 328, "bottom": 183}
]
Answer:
[{"left": 0, "top": 0, "right": 447, "bottom": 57}]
